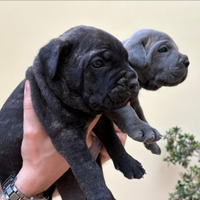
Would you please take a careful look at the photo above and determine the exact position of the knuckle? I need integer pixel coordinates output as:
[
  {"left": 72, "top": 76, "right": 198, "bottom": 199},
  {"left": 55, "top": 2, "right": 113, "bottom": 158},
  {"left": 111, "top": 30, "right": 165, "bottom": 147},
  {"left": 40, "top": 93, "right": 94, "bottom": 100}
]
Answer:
[{"left": 24, "top": 126, "right": 38, "bottom": 140}]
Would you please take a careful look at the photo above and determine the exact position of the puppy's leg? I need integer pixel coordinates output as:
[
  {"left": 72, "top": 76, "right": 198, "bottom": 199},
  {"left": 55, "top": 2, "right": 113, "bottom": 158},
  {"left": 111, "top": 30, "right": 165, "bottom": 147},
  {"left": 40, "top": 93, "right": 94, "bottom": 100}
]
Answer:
[
  {"left": 130, "top": 98, "right": 161, "bottom": 154},
  {"left": 50, "top": 128, "right": 115, "bottom": 200},
  {"left": 104, "top": 105, "right": 162, "bottom": 153},
  {"left": 130, "top": 96, "right": 147, "bottom": 122},
  {"left": 93, "top": 115, "right": 146, "bottom": 179},
  {"left": 55, "top": 136, "right": 103, "bottom": 200}
]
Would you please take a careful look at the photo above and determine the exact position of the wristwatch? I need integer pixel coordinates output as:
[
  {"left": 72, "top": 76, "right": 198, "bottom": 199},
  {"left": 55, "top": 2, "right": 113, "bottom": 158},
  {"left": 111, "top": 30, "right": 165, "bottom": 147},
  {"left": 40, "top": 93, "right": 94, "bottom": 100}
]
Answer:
[{"left": 2, "top": 175, "right": 48, "bottom": 200}]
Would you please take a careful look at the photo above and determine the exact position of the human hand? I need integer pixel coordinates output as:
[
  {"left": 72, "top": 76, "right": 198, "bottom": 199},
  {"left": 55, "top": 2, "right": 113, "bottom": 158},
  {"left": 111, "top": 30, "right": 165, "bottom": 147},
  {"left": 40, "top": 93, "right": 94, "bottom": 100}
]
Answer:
[{"left": 15, "top": 80, "right": 101, "bottom": 197}]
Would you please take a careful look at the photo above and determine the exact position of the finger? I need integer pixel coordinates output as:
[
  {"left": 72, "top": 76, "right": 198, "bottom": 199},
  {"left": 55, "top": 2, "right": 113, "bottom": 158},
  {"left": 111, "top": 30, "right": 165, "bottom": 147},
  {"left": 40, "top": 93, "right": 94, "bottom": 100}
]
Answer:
[
  {"left": 116, "top": 132, "right": 127, "bottom": 147},
  {"left": 87, "top": 114, "right": 102, "bottom": 134},
  {"left": 86, "top": 115, "right": 101, "bottom": 148},
  {"left": 88, "top": 135, "right": 102, "bottom": 160},
  {"left": 23, "top": 80, "right": 45, "bottom": 140},
  {"left": 86, "top": 131, "right": 93, "bottom": 148},
  {"left": 24, "top": 80, "right": 33, "bottom": 111}
]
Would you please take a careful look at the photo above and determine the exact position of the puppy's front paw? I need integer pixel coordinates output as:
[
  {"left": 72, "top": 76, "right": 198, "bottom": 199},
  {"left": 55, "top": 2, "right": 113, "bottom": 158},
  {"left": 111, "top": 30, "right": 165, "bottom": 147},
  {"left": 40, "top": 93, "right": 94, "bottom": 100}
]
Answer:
[
  {"left": 113, "top": 154, "right": 146, "bottom": 179},
  {"left": 141, "top": 127, "right": 162, "bottom": 143},
  {"left": 128, "top": 121, "right": 162, "bottom": 144}
]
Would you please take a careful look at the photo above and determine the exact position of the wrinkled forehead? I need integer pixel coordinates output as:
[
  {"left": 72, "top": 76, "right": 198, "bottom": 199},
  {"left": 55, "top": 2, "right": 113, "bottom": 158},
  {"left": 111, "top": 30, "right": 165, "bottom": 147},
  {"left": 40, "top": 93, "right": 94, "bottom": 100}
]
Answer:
[
  {"left": 59, "top": 26, "right": 127, "bottom": 56},
  {"left": 146, "top": 32, "right": 178, "bottom": 50}
]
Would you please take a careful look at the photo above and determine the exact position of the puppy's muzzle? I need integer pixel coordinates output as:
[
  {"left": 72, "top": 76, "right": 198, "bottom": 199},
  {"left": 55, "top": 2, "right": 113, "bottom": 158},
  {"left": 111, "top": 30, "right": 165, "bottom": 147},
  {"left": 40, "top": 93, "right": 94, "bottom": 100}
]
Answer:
[
  {"left": 173, "top": 54, "right": 190, "bottom": 81},
  {"left": 89, "top": 70, "right": 138, "bottom": 112},
  {"left": 109, "top": 70, "right": 139, "bottom": 105}
]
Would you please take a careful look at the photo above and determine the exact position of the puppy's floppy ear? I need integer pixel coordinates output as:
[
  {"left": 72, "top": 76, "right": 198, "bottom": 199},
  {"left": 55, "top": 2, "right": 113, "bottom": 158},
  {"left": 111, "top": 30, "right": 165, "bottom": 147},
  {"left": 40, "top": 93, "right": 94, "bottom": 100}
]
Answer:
[
  {"left": 123, "top": 39, "right": 147, "bottom": 69},
  {"left": 39, "top": 38, "right": 71, "bottom": 79}
]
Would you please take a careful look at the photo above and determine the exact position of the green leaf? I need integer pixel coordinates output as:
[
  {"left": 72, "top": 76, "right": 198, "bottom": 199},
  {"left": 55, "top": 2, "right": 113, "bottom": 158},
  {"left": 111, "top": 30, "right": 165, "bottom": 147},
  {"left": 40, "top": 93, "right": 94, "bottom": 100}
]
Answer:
[
  {"left": 192, "top": 193, "right": 200, "bottom": 199},
  {"left": 164, "top": 127, "right": 200, "bottom": 200},
  {"left": 192, "top": 178, "right": 200, "bottom": 186},
  {"left": 189, "top": 135, "right": 194, "bottom": 141}
]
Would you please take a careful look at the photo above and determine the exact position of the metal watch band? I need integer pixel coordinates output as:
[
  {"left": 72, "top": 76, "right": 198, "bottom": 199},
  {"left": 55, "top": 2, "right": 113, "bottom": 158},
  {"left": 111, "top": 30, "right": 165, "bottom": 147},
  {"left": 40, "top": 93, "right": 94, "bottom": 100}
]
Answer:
[{"left": 2, "top": 175, "right": 48, "bottom": 200}]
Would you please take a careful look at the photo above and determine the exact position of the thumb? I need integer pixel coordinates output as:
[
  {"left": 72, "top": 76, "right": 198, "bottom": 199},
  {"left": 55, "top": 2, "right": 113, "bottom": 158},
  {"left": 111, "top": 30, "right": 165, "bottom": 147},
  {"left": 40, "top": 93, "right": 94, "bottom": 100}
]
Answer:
[
  {"left": 23, "top": 80, "right": 46, "bottom": 140},
  {"left": 23, "top": 80, "right": 42, "bottom": 138}
]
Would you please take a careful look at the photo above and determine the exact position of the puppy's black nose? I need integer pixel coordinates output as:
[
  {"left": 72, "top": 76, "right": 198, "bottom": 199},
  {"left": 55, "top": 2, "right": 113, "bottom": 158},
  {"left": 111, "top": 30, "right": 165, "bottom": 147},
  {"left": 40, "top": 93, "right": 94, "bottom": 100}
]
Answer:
[
  {"left": 128, "top": 79, "right": 138, "bottom": 90},
  {"left": 184, "top": 60, "right": 190, "bottom": 68},
  {"left": 180, "top": 55, "right": 190, "bottom": 68},
  {"left": 125, "top": 71, "right": 138, "bottom": 90}
]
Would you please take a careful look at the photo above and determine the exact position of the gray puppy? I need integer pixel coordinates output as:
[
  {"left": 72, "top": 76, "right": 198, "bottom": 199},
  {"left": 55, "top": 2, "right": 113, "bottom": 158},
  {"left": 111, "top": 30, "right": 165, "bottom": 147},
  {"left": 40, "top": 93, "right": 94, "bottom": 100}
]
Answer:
[
  {"left": 0, "top": 25, "right": 144, "bottom": 200},
  {"left": 122, "top": 29, "right": 189, "bottom": 154}
]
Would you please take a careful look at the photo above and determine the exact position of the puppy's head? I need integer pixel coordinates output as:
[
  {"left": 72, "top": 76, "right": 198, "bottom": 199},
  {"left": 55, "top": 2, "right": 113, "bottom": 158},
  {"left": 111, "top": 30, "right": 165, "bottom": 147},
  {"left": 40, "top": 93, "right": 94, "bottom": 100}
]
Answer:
[
  {"left": 37, "top": 25, "right": 138, "bottom": 113},
  {"left": 123, "top": 29, "right": 189, "bottom": 90}
]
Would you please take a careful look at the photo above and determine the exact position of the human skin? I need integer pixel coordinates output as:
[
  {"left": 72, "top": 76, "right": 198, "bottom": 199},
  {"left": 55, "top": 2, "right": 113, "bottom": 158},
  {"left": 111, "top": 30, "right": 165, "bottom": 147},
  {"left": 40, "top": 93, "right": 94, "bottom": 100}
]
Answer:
[{"left": 0, "top": 81, "right": 127, "bottom": 199}]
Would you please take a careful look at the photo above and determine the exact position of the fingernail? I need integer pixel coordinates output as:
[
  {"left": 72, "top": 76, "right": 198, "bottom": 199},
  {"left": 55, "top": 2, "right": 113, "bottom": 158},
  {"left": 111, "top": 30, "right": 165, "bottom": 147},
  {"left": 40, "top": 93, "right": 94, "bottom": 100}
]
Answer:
[{"left": 25, "top": 80, "right": 30, "bottom": 94}]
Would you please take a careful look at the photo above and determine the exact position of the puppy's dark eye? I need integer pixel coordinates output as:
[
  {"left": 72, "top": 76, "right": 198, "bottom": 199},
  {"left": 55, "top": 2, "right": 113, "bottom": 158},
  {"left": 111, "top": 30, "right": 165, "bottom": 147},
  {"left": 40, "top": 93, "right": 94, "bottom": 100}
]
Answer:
[
  {"left": 158, "top": 47, "right": 168, "bottom": 53},
  {"left": 92, "top": 60, "right": 104, "bottom": 68}
]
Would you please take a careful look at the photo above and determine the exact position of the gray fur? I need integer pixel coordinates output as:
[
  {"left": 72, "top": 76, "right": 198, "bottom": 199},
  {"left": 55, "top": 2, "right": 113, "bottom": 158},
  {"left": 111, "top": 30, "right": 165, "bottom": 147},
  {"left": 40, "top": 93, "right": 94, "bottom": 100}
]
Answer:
[
  {"left": 123, "top": 29, "right": 189, "bottom": 90},
  {"left": 123, "top": 29, "right": 189, "bottom": 154}
]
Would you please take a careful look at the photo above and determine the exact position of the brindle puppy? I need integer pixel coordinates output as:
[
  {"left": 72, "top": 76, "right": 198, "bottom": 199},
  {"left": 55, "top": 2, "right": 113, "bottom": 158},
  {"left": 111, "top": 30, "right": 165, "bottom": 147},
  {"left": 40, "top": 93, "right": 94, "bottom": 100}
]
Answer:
[{"left": 0, "top": 25, "right": 144, "bottom": 200}]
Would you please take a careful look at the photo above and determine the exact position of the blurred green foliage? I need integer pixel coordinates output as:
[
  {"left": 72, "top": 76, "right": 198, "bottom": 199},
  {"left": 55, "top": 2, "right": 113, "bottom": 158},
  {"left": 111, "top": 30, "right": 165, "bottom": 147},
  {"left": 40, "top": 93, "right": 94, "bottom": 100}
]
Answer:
[{"left": 163, "top": 127, "right": 200, "bottom": 200}]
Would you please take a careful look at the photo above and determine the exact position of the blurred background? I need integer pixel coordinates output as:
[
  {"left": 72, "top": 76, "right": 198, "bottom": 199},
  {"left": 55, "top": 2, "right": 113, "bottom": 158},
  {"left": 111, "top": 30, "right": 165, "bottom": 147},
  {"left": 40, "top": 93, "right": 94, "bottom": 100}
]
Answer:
[{"left": 0, "top": 1, "right": 199, "bottom": 200}]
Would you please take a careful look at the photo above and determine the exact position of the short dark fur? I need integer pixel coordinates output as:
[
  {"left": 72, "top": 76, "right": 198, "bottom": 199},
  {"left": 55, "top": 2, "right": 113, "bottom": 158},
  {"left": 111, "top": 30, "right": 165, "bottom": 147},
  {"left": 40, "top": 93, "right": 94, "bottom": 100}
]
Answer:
[
  {"left": 0, "top": 27, "right": 189, "bottom": 200},
  {"left": 0, "top": 25, "right": 144, "bottom": 200}
]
